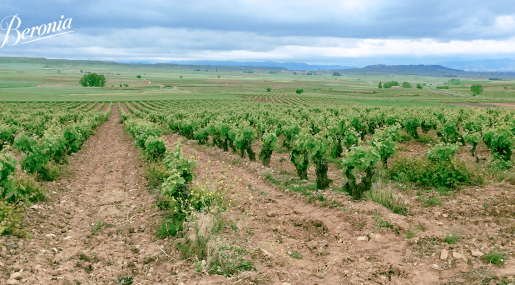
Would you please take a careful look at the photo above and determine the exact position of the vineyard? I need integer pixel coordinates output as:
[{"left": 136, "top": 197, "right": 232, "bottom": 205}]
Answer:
[
  {"left": 120, "top": 99, "right": 515, "bottom": 192},
  {"left": 117, "top": 99, "right": 515, "bottom": 283},
  {"left": 1, "top": 100, "right": 515, "bottom": 284}
]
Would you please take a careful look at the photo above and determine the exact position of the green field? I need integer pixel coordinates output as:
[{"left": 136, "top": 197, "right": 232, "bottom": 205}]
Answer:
[{"left": 1, "top": 57, "right": 515, "bottom": 105}]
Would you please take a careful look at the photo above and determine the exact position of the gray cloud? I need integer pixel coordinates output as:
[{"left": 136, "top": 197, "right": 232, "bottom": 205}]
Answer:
[
  {"left": 1, "top": 0, "right": 515, "bottom": 65},
  {"left": 3, "top": 0, "right": 515, "bottom": 40}
]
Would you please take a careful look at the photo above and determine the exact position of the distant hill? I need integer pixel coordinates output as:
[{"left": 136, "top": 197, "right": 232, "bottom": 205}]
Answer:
[
  {"left": 169, "top": 60, "right": 354, "bottom": 71},
  {"left": 340, "top": 64, "right": 463, "bottom": 76},
  {"left": 441, "top": 59, "right": 515, "bottom": 72},
  {"left": 338, "top": 64, "right": 515, "bottom": 78},
  {"left": 2, "top": 57, "right": 515, "bottom": 78}
]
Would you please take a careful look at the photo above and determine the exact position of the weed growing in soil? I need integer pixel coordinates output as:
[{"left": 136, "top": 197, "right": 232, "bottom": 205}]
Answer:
[
  {"left": 500, "top": 277, "right": 515, "bottom": 285},
  {"left": 0, "top": 200, "right": 23, "bottom": 236},
  {"left": 445, "top": 228, "right": 461, "bottom": 244},
  {"left": 158, "top": 216, "right": 184, "bottom": 238},
  {"left": 157, "top": 176, "right": 227, "bottom": 238},
  {"left": 420, "top": 195, "right": 442, "bottom": 207},
  {"left": 143, "top": 160, "right": 167, "bottom": 190},
  {"left": 484, "top": 248, "right": 509, "bottom": 265},
  {"left": 417, "top": 133, "right": 438, "bottom": 144},
  {"left": 91, "top": 219, "right": 104, "bottom": 235},
  {"left": 263, "top": 171, "right": 318, "bottom": 197},
  {"left": 390, "top": 143, "right": 475, "bottom": 189},
  {"left": 115, "top": 275, "right": 134, "bottom": 284},
  {"left": 364, "top": 187, "right": 407, "bottom": 215},
  {"left": 329, "top": 200, "right": 345, "bottom": 209},
  {"left": 289, "top": 251, "right": 303, "bottom": 259},
  {"left": 374, "top": 214, "right": 399, "bottom": 233},
  {"left": 37, "top": 161, "right": 65, "bottom": 181},
  {"left": 406, "top": 223, "right": 417, "bottom": 239},
  {"left": 307, "top": 194, "right": 325, "bottom": 204},
  {"left": 203, "top": 244, "right": 253, "bottom": 277},
  {"left": 230, "top": 221, "right": 238, "bottom": 232},
  {"left": 178, "top": 213, "right": 254, "bottom": 277}
]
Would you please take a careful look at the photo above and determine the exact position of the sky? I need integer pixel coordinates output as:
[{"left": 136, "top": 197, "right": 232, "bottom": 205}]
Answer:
[{"left": 1, "top": 0, "right": 515, "bottom": 67}]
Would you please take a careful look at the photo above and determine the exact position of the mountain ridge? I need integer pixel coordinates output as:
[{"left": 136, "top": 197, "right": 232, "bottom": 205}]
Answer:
[{"left": 441, "top": 59, "right": 515, "bottom": 72}]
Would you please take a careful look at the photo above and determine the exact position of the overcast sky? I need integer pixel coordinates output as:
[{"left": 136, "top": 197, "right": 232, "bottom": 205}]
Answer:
[{"left": 1, "top": 0, "right": 515, "bottom": 66}]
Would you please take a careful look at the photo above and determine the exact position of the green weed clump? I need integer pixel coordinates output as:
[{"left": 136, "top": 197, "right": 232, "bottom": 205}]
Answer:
[
  {"left": 374, "top": 214, "right": 400, "bottom": 233},
  {"left": 38, "top": 161, "right": 65, "bottom": 181},
  {"left": 484, "top": 248, "right": 509, "bottom": 265},
  {"left": 405, "top": 223, "right": 424, "bottom": 239},
  {"left": 176, "top": 213, "right": 254, "bottom": 277},
  {"left": 0, "top": 149, "right": 46, "bottom": 203},
  {"left": 420, "top": 195, "right": 442, "bottom": 207},
  {"left": 364, "top": 188, "right": 407, "bottom": 215},
  {"left": 115, "top": 276, "right": 133, "bottom": 284},
  {"left": 445, "top": 228, "right": 461, "bottom": 244},
  {"left": 390, "top": 143, "right": 475, "bottom": 189},
  {"left": 143, "top": 161, "right": 168, "bottom": 189},
  {"left": 289, "top": 251, "right": 303, "bottom": 259},
  {"left": 91, "top": 219, "right": 104, "bottom": 235},
  {"left": 0, "top": 200, "right": 23, "bottom": 236}
]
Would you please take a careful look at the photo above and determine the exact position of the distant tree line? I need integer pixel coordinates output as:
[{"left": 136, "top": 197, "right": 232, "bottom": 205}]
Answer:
[
  {"left": 382, "top": 81, "right": 399, "bottom": 88},
  {"left": 378, "top": 81, "right": 414, "bottom": 89}
]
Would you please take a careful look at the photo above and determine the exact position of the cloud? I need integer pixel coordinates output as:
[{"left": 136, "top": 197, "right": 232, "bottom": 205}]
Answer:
[
  {"left": 3, "top": 27, "right": 515, "bottom": 62},
  {"left": 3, "top": 0, "right": 515, "bottom": 40},
  {"left": 1, "top": 0, "right": 515, "bottom": 64}
]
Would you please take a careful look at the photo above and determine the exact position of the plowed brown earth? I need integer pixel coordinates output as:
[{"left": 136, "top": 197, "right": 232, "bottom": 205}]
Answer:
[
  {"left": 163, "top": 134, "right": 418, "bottom": 284},
  {"left": 163, "top": 134, "right": 515, "bottom": 284},
  {"left": 1, "top": 104, "right": 175, "bottom": 284}
]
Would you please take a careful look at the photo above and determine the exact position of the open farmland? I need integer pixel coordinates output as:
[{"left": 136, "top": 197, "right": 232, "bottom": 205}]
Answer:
[
  {"left": 2, "top": 57, "right": 515, "bottom": 105},
  {"left": 1, "top": 59, "right": 515, "bottom": 284}
]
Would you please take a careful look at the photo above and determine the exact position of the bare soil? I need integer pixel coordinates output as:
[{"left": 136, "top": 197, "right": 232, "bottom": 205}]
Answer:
[
  {"left": 1, "top": 104, "right": 175, "bottom": 284},
  {"left": 162, "top": 134, "right": 515, "bottom": 284}
]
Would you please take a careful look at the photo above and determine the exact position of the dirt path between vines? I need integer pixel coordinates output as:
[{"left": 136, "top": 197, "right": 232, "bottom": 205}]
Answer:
[
  {"left": 163, "top": 134, "right": 515, "bottom": 284},
  {"left": 163, "top": 134, "right": 435, "bottom": 284},
  {"left": 1, "top": 104, "right": 174, "bottom": 284}
]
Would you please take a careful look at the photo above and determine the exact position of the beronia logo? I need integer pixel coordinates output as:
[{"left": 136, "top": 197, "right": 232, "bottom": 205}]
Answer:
[{"left": 0, "top": 14, "right": 73, "bottom": 48}]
